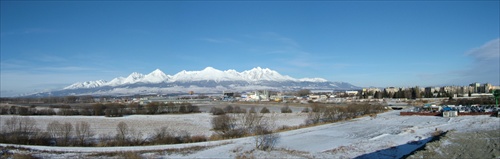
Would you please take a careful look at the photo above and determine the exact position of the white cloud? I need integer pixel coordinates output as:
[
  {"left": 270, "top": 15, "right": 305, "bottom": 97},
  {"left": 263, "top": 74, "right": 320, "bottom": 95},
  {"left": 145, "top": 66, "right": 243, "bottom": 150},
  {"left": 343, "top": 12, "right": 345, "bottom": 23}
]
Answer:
[{"left": 466, "top": 38, "right": 500, "bottom": 61}]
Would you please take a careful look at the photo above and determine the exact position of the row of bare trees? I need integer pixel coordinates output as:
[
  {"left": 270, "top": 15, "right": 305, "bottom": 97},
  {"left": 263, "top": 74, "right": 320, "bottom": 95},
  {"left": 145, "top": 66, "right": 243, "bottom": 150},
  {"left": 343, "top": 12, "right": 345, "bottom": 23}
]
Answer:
[
  {"left": 0, "top": 116, "right": 208, "bottom": 147},
  {"left": 211, "top": 111, "right": 280, "bottom": 150},
  {"left": 305, "top": 103, "right": 385, "bottom": 125}
]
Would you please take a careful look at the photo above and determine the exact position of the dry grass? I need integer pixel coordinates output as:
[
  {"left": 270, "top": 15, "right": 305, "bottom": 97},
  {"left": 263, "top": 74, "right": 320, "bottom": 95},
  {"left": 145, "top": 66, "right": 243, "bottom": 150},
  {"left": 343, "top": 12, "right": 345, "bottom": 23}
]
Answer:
[
  {"left": 276, "top": 148, "right": 312, "bottom": 159},
  {"left": 11, "top": 154, "right": 40, "bottom": 159},
  {"left": 121, "top": 152, "right": 143, "bottom": 159},
  {"left": 88, "top": 142, "right": 230, "bottom": 157}
]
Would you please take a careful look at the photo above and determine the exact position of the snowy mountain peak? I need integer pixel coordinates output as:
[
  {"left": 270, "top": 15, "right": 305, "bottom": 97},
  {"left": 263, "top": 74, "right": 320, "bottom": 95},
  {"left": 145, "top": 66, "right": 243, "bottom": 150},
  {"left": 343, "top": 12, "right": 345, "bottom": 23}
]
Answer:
[
  {"left": 242, "top": 67, "right": 294, "bottom": 81},
  {"left": 202, "top": 66, "right": 219, "bottom": 71},
  {"left": 128, "top": 72, "right": 144, "bottom": 78},
  {"left": 150, "top": 68, "right": 164, "bottom": 74},
  {"left": 144, "top": 69, "right": 170, "bottom": 83}
]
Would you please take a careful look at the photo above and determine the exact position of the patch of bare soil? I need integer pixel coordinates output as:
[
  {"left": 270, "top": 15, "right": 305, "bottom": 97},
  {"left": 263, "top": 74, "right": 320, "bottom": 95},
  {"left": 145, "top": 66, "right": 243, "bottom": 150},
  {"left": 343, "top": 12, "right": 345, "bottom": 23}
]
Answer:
[{"left": 406, "top": 129, "right": 500, "bottom": 159}]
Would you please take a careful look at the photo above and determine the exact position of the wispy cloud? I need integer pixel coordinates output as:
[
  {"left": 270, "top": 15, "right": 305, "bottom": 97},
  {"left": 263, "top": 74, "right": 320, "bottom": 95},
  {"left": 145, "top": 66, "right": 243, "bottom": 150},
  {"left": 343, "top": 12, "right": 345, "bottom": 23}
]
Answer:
[
  {"left": 252, "top": 32, "right": 300, "bottom": 48},
  {"left": 465, "top": 38, "right": 499, "bottom": 61}
]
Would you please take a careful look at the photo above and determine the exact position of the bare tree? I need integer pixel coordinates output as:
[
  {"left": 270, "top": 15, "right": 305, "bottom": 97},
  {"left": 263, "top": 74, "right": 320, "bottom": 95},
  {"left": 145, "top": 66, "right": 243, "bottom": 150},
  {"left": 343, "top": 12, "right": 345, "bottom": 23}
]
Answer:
[
  {"left": 75, "top": 121, "right": 94, "bottom": 146},
  {"left": 116, "top": 121, "right": 129, "bottom": 144},
  {"left": 238, "top": 112, "right": 264, "bottom": 134},
  {"left": 46, "top": 121, "right": 62, "bottom": 140},
  {"left": 46, "top": 121, "right": 73, "bottom": 146},
  {"left": 61, "top": 122, "right": 73, "bottom": 146},
  {"left": 253, "top": 114, "right": 279, "bottom": 151}
]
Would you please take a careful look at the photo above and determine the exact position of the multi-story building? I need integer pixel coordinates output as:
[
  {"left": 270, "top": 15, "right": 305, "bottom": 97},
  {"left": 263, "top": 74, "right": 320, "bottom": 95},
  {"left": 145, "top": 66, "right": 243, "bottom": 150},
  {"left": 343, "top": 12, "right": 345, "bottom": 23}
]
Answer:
[
  {"left": 470, "top": 82, "right": 481, "bottom": 93},
  {"left": 482, "top": 83, "right": 492, "bottom": 93}
]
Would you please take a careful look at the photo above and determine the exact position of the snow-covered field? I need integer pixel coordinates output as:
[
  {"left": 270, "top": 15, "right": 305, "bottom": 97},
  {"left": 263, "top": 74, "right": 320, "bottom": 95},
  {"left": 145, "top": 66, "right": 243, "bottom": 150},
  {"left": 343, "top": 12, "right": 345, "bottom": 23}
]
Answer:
[
  {"left": 0, "top": 112, "right": 308, "bottom": 137},
  {"left": 1, "top": 109, "right": 499, "bottom": 158}
]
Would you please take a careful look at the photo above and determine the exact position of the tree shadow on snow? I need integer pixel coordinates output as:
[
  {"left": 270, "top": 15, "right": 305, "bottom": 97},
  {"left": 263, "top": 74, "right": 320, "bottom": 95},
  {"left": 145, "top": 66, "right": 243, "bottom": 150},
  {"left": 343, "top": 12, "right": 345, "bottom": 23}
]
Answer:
[{"left": 355, "top": 131, "right": 448, "bottom": 159}]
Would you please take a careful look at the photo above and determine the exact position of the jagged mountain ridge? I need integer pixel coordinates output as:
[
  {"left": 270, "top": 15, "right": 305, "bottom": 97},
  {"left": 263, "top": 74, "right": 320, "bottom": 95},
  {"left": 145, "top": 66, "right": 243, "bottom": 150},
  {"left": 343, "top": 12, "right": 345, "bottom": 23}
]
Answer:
[{"left": 31, "top": 67, "right": 359, "bottom": 97}]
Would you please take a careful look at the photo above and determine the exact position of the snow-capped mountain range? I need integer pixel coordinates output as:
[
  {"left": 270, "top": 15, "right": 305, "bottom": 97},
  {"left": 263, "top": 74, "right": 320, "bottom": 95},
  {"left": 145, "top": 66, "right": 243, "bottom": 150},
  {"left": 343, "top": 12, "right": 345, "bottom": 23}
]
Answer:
[
  {"left": 30, "top": 67, "right": 359, "bottom": 96},
  {"left": 64, "top": 67, "right": 328, "bottom": 90}
]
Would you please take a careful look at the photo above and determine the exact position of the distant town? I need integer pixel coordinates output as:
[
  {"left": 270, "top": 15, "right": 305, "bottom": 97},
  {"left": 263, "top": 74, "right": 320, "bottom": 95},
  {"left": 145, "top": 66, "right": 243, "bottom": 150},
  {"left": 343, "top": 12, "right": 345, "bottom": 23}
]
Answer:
[{"left": 1, "top": 82, "right": 498, "bottom": 107}]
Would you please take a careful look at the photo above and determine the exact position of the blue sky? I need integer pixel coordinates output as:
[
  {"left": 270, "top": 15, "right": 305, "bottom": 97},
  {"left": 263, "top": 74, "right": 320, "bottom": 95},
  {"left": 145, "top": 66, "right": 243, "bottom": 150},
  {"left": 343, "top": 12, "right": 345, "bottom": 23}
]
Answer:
[{"left": 1, "top": 1, "right": 499, "bottom": 96}]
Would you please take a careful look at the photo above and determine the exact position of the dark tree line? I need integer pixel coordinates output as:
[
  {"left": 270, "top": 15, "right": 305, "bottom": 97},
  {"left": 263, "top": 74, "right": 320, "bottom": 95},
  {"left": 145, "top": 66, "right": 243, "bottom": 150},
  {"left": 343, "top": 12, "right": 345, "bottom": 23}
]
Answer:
[
  {"left": 0, "top": 102, "right": 200, "bottom": 117},
  {"left": 1, "top": 96, "right": 97, "bottom": 104}
]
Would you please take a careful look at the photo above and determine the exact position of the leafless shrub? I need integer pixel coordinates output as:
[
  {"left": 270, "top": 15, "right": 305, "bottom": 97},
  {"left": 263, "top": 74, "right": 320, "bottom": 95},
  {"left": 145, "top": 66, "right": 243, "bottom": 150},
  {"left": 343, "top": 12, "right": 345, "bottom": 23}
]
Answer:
[
  {"left": 239, "top": 113, "right": 262, "bottom": 133},
  {"left": 224, "top": 105, "right": 234, "bottom": 113},
  {"left": 210, "top": 107, "right": 226, "bottom": 115},
  {"left": 301, "top": 107, "right": 310, "bottom": 113},
  {"left": 189, "top": 135, "right": 208, "bottom": 143},
  {"left": 305, "top": 111, "right": 322, "bottom": 125},
  {"left": 212, "top": 114, "right": 233, "bottom": 132},
  {"left": 175, "top": 130, "right": 191, "bottom": 143},
  {"left": 150, "top": 126, "right": 175, "bottom": 144},
  {"left": 281, "top": 105, "right": 292, "bottom": 113},
  {"left": 235, "top": 150, "right": 256, "bottom": 159},
  {"left": 260, "top": 107, "right": 270, "bottom": 113},
  {"left": 233, "top": 106, "right": 246, "bottom": 113},
  {"left": 211, "top": 114, "right": 245, "bottom": 138},
  {"left": 254, "top": 126, "right": 280, "bottom": 151},
  {"left": 248, "top": 107, "right": 256, "bottom": 113}
]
